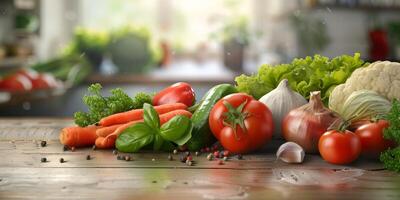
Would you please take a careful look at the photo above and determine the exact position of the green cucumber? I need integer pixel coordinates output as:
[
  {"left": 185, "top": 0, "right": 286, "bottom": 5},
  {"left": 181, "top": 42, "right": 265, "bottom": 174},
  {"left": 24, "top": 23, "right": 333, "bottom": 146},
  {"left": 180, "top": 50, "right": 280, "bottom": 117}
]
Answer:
[{"left": 187, "top": 84, "right": 237, "bottom": 151}]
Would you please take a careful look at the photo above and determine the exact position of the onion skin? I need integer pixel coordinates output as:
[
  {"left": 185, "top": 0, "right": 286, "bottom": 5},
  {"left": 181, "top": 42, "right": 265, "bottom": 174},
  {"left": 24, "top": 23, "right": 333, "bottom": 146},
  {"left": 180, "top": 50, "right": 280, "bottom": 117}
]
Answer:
[{"left": 282, "top": 91, "right": 342, "bottom": 153}]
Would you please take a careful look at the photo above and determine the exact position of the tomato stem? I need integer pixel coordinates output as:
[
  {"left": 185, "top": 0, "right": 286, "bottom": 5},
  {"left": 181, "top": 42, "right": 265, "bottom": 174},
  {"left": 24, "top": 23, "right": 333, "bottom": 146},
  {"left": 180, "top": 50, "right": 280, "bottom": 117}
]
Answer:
[{"left": 222, "top": 100, "right": 249, "bottom": 140}]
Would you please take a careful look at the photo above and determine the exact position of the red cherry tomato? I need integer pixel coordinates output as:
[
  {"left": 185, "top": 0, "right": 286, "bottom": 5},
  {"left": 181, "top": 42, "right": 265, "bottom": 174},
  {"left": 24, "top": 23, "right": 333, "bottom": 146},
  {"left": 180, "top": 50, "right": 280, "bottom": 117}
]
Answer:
[
  {"left": 319, "top": 130, "right": 361, "bottom": 165},
  {"left": 153, "top": 82, "right": 195, "bottom": 107},
  {"left": 0, "top": 73, "right": 32, "bottom": 91},
  {"left": 355, "top": 120, "right": 397, "bottom": 158},
  {"left": 209, "top": 93, "right": 274, "bottom": 154}
]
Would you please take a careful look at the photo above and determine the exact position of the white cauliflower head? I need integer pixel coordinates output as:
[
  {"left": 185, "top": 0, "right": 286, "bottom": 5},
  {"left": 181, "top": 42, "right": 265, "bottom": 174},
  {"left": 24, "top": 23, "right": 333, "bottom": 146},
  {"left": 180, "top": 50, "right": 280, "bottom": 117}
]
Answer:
[{"left": 329, "top": 61, "right": 400, "bottom": 112}]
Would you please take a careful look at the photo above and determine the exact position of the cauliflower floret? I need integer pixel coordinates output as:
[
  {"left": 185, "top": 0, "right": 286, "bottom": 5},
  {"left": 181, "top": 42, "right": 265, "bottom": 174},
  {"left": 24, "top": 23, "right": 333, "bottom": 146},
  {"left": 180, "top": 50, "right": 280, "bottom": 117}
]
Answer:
[{"left": 329, "top": 61, "right": 400, "bottom": 112}]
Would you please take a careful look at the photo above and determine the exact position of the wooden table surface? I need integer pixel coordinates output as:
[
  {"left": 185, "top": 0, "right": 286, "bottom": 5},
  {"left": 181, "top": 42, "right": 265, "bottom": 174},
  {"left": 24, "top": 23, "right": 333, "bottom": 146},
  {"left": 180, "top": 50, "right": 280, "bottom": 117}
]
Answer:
[{"left": 0, "top": 118, "right": 399, "bottom": 200}]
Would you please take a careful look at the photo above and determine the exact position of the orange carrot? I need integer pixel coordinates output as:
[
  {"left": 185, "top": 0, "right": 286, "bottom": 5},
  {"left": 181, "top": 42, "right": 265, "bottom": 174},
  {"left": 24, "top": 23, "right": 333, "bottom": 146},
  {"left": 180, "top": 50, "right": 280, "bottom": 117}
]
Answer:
[
  {"left": 96, "top": 120, "right": 141, "bottom": 137},
  {"left": 95, "top": 137, "right": 115, "bottom": 149},
  {"left": 95, "top": 109, "right": 192, "bottom": 149},
  {"left": 99, "top": 103, "right": 187, "bottom": 127},
  {"left": 59, "top": 125, "right": 99, "bottom": 148}
]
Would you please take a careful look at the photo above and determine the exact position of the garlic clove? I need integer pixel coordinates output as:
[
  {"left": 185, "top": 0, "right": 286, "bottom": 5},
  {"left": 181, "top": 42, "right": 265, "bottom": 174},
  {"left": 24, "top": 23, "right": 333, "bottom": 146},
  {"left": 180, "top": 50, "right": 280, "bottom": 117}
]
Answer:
[{"left": 276, "top": 142, "right": 305, "bottom": 164}]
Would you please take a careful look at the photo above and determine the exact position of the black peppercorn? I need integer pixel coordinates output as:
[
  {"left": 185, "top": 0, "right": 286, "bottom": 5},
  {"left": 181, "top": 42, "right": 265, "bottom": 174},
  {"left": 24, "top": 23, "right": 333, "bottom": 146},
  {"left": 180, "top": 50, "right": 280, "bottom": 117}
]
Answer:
[
  {"left": 40, "top": 140, "right": 47, "bottom": 147},
  {"left": 86, "top": 155, "right": 91, "bottom": 160},
  {"left": 41, "top": 157, "right": 47, "bottom": 163},
  {"left": 59, "top": 158, "right": 65, "bottom": 163}
]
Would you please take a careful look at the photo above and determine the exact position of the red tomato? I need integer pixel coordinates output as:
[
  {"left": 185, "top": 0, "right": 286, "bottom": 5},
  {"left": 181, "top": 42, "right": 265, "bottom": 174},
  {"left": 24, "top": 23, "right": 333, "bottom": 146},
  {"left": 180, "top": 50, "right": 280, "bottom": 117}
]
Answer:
[
  {"left": 153, "top": 82, "right": 195, "bottom": 107},
  {"left": 31, "top": 73, "right": 59, "bottom": 89},
  {"left": 17, "top": 69, "right": 39, "bottom": 81},
  {"left": 355, "top": 120, "right": 396, "bottom": 158},
  {"left": 209, "top": 93, "right": 274, "bottom": 154},
  {"left": 0, "top": 73, "right": 32, "bottom": 91},
  {"left": 319, "top": 130, "right": 361, "bottom": 165}
]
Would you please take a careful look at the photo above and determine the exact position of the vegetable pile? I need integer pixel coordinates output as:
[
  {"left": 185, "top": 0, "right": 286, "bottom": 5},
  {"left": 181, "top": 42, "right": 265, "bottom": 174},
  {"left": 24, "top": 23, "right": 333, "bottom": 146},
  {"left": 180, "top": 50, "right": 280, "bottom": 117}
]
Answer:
[{"left": 59, "top": 55, "right": 400, "bottom": 172}]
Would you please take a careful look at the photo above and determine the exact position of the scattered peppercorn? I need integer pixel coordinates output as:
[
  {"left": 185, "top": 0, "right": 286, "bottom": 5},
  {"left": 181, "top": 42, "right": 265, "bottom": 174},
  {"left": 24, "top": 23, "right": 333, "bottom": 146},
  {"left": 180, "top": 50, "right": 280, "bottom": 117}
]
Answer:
[
  {"left": 187, "top": 155, "right": 193, "bottom": 162},
  {"left": 237, "top": 154, "right": 243, "bottom": 160},
  {"left": 213, "top": 151, "right": 220, "bottom": 158},
  {"left": 86, "top": 155, "right": 91, "bottom": 160},
  {"left": 180, "top": 156, "right": 187, "bottom": 163},
  {"left": 41, "top": 157, "right": 47, "bottom": 163},
  {"left": 219, "top": 152, "right": 224, "bottom": 158},
  {"left": 63, "top": 145, "right": 68, "bottom": 151},
  {"left": 195, "top": 151, "right": 199, "bottom": 156},
  {"left": 207, "top": 153, "right": 213, "bottom": 161},
  {"left": 125, "top": 156, "right": 131, "bottom": 161},
  {"left": 223, "top": 150, "right": 230, "bottom": 157},
  {"left": 40, "top": 140, "right": 47, "bottom": 147},
  {"left": 173, "top": 149, "right": 178, "bottom": 154},
  {"left": 59, "top": 158, "right": 65, "bottom": 163},
  {"left": 112, "top": 150, "right": 118, "bottom": 155},
  {"left": 168, "top": 154, "right": 173, "bottom": 161}
]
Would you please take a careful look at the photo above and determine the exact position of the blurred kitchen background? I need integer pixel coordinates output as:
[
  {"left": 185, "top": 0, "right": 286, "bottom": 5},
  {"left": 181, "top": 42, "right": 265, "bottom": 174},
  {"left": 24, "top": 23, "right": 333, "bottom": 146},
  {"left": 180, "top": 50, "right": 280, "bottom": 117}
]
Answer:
[{"left": 0, "top": 0, "right": 400, "bottom": 116}]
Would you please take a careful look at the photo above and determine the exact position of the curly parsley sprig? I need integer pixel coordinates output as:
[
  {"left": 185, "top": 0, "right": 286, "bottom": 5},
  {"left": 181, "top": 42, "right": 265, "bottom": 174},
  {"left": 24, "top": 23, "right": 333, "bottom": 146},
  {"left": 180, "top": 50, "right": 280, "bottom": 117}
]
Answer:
[
  {"left": 74, "top": 83, "right": 152, "bottom": 127},
  {"left": 380, "top": 99, "right": 400, "bottom": 172}
]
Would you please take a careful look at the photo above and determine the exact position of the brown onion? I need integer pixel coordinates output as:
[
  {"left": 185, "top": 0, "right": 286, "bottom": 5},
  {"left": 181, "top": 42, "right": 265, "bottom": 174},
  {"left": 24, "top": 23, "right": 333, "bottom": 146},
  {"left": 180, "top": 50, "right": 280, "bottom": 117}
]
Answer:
[{"left": 281, "top": 91, "right": 342, "bottom": 153}]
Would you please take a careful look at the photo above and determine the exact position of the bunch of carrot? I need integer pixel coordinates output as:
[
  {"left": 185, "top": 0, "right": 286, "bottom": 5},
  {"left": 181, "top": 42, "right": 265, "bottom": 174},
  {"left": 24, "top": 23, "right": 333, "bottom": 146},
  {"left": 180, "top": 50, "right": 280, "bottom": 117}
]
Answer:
[{"left": 59, "top": 103, "right": 192, "bottom": 149}]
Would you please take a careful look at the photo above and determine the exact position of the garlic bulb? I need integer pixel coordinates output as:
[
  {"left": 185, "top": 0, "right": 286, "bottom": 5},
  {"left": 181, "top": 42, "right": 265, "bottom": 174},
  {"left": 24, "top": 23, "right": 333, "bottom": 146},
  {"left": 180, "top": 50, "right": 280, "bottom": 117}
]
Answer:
[
  {"left": 276, "top": 142, "right": 305, "bottom": 163},
  {"left": 259, "top": 79, "right": 307, "bottom": 138}
]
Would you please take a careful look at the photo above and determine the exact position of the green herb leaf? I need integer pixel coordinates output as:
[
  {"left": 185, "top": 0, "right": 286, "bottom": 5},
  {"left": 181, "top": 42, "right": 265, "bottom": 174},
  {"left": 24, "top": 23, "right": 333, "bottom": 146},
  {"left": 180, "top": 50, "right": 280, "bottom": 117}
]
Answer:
[
  {"left": 153, "top": 134, "right": 164, "bottom": 151},
  {"left": 115, "top": 123, "right": 155, "bottom": 153},
  {"left": 143, "top": 103, "right": 160, "bottom": 130},
  {"left": 160, "top": 115, "right": 193, "bottom": 146},
  {"left": 384, "top": 99, "right": 400, "bottom": 144},
  {"left": 380, "top": 99, "right": 400, "bottom": 172}
]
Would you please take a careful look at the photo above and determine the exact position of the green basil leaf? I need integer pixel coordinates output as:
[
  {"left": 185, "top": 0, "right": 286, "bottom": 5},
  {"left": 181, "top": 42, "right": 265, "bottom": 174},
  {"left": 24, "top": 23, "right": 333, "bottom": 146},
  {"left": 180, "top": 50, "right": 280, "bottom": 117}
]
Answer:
[
  {"left": 160, "top": 115, "right": 193, "bottom": 146},
  {"left": 115, "top": 122, "right": 155, "bottom": 153},
  {"left": 153, "top": 134, "right": 164, "bottom": 151},
  {"left": 143, "top": 103, "right": 160, "bottom": 129}
]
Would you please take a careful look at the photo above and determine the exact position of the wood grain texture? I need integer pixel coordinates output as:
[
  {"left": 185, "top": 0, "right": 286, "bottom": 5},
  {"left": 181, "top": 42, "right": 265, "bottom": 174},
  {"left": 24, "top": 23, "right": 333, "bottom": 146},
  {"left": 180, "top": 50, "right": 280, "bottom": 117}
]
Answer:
[{"left": 0, "top": 118, "right": 399, "bottom": 200}]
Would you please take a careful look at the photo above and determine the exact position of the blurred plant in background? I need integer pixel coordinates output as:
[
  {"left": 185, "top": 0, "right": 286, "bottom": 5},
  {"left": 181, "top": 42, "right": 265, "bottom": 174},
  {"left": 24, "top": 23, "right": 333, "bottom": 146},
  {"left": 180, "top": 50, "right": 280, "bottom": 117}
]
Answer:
[
  {"left": 291, "top": 12, "right": 330, "bottom": 57},
  {"left": 63, "top": 28, "right": 110, "bottom": 69},
  {"left": 107, "top": 26, "right": 161, "bottom": 73}
]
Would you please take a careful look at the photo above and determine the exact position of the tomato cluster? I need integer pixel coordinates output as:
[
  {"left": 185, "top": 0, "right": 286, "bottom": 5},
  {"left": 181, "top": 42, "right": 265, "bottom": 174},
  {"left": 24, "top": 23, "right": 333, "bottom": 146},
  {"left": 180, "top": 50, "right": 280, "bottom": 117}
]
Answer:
[
  {"left": 0, "top": 69, "right": 60, "bottom": 92},
  {"left": 318, "top": 119, "right": 396, "bottom": 164}
]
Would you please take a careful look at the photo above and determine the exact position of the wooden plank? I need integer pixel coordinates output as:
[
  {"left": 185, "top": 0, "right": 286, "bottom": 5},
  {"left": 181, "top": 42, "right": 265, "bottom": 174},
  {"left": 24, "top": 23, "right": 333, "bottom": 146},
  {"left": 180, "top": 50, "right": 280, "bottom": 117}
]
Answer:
[
  {"left": 0, "top": 118, "right": 399, "bottom": 199},
  {"left": 0, "top": 118, "right": 72, "bottom": 140},
  {"left": 0, "top": 167, "right": 399, "bottom": 200}
]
